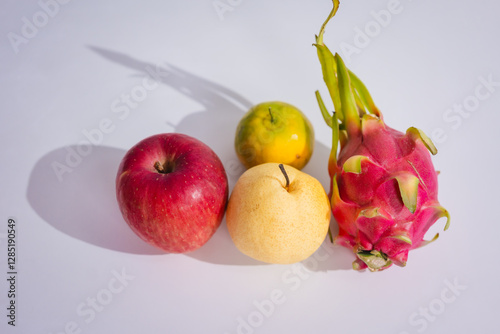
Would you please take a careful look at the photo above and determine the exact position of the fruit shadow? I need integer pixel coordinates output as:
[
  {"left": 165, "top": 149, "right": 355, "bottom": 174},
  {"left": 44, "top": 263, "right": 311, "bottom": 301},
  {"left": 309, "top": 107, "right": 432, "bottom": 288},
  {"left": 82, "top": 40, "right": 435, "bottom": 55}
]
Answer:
[
  {"left": 26, "top": 145, "right": 263, "bottom": 264},
  {"left": 86, "top": 47, "right": 352, "bottom": 269},
  {"left": 88, "top": 45, "right": 254, "bottom": 187},
  {"left": 26, "top": 47, "right": 351, "bottom": 268},
  {"left": 27, "top": 145, "right": 162, "bottom": 254},
  {"left": 87, "top": 46, "right": 333, "bottom": 189}
]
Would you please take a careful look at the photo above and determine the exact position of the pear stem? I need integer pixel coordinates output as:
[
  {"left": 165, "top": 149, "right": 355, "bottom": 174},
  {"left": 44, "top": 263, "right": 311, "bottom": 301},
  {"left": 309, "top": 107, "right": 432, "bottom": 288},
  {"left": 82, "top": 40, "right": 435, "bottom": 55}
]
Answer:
[{"left": 278, "top": 164, "right": 290, "bottom": 189}]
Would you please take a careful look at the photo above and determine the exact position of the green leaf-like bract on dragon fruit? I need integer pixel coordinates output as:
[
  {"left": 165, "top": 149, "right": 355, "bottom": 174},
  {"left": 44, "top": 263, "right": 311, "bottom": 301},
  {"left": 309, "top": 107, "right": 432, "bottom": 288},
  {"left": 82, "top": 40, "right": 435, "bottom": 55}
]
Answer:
[{"left": 314, "top": 0, "right": 450, "bottom": 271}]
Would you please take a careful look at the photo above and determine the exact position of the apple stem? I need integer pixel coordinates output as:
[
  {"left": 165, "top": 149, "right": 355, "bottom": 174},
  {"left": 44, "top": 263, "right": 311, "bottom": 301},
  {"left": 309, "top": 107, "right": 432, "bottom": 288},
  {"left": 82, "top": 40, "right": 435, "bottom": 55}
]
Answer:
[
  {"left": 154, "top": 161, "right": 174, "bottom": 174},
  {"left": 154, "top": 161, "right": 165, "bottom": 173},
  {"left": 268, "top": 107, "right": 274, "bottom": 123},
  {"left": 278, "top": 164, "right": 290, "bottom": 189}
]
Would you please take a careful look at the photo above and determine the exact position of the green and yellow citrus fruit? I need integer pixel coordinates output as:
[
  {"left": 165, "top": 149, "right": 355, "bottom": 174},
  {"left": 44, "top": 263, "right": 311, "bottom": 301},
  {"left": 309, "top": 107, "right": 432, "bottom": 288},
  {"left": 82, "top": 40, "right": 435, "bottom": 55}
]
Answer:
[{"left": 234, "top": 101, "right": 314, "bottom": 170}]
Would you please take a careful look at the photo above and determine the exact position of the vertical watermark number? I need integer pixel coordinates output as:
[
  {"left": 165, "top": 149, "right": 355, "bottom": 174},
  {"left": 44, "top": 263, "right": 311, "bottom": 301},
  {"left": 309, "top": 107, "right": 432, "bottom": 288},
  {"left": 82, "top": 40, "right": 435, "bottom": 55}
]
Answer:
[{"left": 6, "top": 217, "right": 17, "bottom": 326}]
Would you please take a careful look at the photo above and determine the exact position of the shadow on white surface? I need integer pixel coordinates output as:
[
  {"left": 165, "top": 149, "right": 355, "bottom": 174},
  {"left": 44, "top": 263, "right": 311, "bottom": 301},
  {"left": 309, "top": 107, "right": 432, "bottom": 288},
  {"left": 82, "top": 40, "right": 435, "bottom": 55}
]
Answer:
[
  {"left": 88, "top": 45, "right": 254, "bottom": 188},
  {"left": 26, "top": 145, "right": 165, "bottom": 255},
  {"left": 187, "top": 218, "right": 267, "bottom": 266},
  {"left": 307, "top": 224, "right": 355, "bottom": 271},
  {"left": 25, "top": 145, "right": 267, "bottom": 264},
  {"left": 26, "top": 48, "right": 350, "bottom": 268},
  {"left": 87, "top": 46, "right": 332, "bottom": 189}
]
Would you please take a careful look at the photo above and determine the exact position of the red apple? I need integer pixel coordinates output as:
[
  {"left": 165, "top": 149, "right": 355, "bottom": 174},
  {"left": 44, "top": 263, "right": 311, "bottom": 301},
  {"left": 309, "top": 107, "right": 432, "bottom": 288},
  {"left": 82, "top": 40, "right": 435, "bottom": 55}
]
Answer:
[{"left": 115, "top": 133, "right": 229, "bottom": 253}]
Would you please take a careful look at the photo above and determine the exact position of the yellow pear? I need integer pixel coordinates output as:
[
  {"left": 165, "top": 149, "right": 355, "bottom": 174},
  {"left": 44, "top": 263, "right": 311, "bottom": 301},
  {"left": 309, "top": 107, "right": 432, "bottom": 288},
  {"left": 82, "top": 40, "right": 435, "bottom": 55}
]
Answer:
[{"left": 226, "top": 163, "right": 331, "bottom": 264}]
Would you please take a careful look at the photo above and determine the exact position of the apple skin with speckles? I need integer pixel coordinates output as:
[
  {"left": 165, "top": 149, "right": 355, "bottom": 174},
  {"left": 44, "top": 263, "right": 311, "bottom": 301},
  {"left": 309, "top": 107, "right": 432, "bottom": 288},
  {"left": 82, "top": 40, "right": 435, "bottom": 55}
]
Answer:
[{"left": 116, "top": 133, "right": 229, "bottom": 253}]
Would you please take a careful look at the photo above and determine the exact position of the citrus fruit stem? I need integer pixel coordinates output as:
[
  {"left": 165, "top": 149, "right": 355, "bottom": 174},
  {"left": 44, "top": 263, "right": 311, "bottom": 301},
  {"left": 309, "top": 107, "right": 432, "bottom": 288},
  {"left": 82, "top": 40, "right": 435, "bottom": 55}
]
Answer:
[{"left": 268, "top": 107, "right": 275, "bottom": 123}]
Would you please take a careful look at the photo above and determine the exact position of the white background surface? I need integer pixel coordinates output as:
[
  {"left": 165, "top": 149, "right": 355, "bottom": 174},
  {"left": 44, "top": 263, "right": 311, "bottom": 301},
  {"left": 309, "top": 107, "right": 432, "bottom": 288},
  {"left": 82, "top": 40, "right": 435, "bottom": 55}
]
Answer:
[{"left": 1, "top": 0, "right": 499, "bottom": 333}]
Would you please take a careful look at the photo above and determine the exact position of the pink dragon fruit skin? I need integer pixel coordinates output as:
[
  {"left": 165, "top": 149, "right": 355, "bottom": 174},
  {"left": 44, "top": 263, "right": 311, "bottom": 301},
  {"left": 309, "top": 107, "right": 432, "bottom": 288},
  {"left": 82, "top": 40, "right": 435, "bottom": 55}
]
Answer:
[
  {"left": 314, "top": 1, "right": 450, "bottom": 271},
  {"left": 332, "top": 117, "right": 450, "bottom": 271}
]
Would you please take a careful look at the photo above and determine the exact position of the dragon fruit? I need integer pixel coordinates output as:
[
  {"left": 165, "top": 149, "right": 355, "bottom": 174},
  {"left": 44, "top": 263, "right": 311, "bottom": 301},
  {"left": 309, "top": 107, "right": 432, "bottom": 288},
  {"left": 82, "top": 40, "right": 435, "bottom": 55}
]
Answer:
[{"left": 314, "top": 1, "right": 450, "bottom": 271}]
